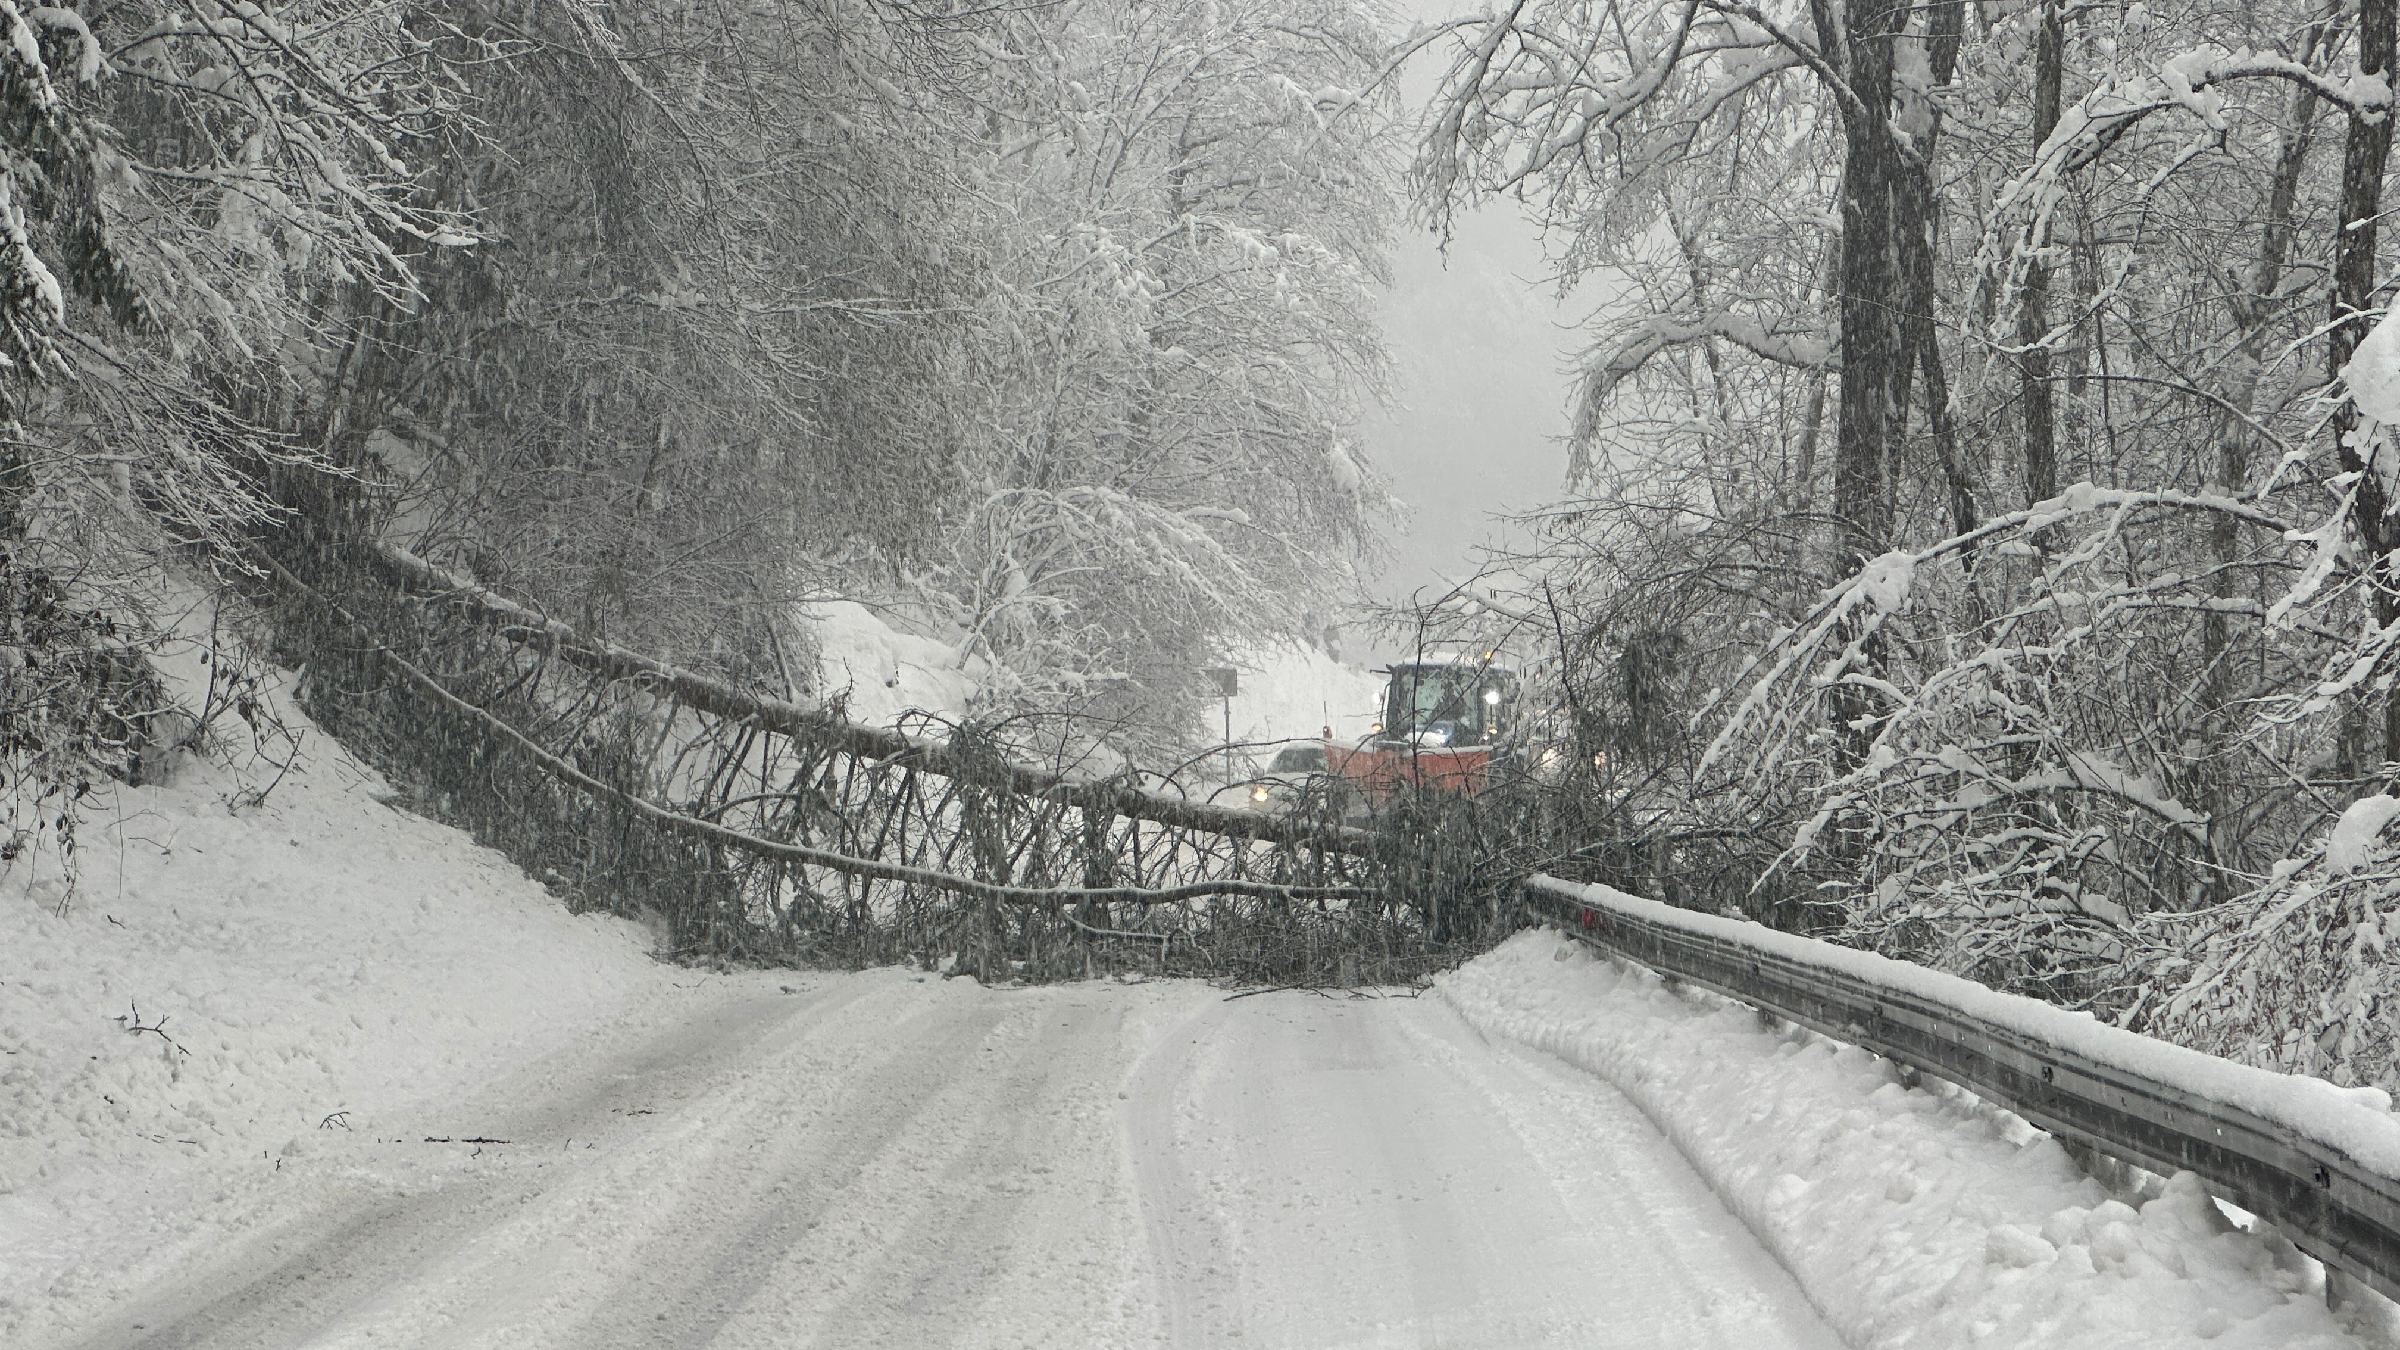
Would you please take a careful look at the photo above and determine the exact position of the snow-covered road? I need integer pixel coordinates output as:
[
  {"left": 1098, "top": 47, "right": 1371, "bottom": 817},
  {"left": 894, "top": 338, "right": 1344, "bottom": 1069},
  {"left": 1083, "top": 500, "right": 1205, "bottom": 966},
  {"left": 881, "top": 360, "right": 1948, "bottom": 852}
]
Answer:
[
  {"left": 1131, "top": 987, "right": 1836, "bottom": 1349},
  {"left": 10, "top": 632, "right": 2380, "bottom": 1350},
  {"left": 52, "top": 974, "right": 1837, "bottom": 1350}
]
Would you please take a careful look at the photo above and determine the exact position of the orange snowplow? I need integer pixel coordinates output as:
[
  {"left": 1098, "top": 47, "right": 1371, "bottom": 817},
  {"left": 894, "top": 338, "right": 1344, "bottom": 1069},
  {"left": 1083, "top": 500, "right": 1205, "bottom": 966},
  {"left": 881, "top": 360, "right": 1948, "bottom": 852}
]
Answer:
[{"left": 1326, "top": 656, "right": 1522, "bottom": 811}]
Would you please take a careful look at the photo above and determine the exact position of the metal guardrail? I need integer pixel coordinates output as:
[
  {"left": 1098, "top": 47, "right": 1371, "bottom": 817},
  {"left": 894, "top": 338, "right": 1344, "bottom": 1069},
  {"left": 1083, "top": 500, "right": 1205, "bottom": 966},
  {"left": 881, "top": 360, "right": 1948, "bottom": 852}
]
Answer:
[{"left": 1524, "top": 875, "right": 2400, "bottom": 1305}]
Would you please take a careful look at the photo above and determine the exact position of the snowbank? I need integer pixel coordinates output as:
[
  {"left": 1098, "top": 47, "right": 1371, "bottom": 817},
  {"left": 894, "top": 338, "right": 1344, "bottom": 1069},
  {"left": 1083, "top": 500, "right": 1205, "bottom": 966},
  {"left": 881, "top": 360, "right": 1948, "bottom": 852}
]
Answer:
[
  {"left": 803, "top": 599, "right": 1382, "bottom": 752},
  {"left": 1440, "top": 932, "right": 2375, "bottom": 1350},
  {"left": 1223, "top": 640, "right": 1384, "bottom": 745},
  {"left": 0, "top": 631, "right": 714, "bottom": 1341},
  {"left": 801, "top": 598, "right": 983, "bottom": 729}
]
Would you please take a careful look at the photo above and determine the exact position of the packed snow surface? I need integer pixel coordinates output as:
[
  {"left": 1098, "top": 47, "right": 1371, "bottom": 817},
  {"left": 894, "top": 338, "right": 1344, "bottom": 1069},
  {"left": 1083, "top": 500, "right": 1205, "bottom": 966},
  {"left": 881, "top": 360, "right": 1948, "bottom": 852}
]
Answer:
[
  {"left": 1448, "top": 933, "right": 2375, "bottom": 1350},
  {"left": 2, "top": 690, "right": 2384, "bottom": 1347}
]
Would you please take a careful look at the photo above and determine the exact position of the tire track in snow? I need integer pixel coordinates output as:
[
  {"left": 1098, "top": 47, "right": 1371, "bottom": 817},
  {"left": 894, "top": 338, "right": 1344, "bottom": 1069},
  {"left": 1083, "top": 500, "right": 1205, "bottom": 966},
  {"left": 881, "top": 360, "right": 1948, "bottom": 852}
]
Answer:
[
  {"left": 1122, "top": 995, "right": 1248, "bottom": 1349},
  {"left": 1385, "top": 996, "right": 1846, "bottom": 1346},
  {"left": 775, "top": 991, "right": 1149, "bottom": 1348},
  {"left": 277, "top": 981, "right": 1152, "bottom": 1350},
  {"left": 1125, "top": 991, "right": 1845, "bottom": 1350},
  {"left": 524, "top": 987, "right": 1015, "bottom": 1349},
  {"left": 51, "top": 978, "right": 905, "bottom": 1350}
]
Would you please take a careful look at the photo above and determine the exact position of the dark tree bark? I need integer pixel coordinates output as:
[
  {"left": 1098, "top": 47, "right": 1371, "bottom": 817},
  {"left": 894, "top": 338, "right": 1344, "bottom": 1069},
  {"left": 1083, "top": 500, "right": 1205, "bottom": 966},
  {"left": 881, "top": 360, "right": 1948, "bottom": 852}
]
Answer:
[
  {"left": 2018, "top": 0, "right": 2066, "bottom": 508},
  {"left": 1813, "top": 0, "right": 1910, "bottom": 569},
  {"left": 1899, "top": 0, "right": 1976, "bottom": 543},
  {"left": 2333, "top": 0, "right": 2400, "bottom": 763}
]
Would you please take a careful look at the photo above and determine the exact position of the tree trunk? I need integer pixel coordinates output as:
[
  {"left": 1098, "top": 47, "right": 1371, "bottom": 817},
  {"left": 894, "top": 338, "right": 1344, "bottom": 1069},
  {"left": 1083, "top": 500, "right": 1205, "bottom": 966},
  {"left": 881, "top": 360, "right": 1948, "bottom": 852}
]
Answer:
[
  {"left": 0, "top": 421, "right": 25, "bottom": 543},
  {"left": 2206, "top": 78, "right": 2320, "bottom": 688},
  {"left": 2334, "top": 0, "right": 2400, "bottom": 765},
  {"left": 1814, "top": 0, "right": 1908, "bottom": 570},
  {"left": 1807, "top": 0, "right": 1912, "bottom": 773},
  {"left": 1786, "top": 231, "right": 1842, "bottom": 513},
  {"left": 2018, "top": 0, "right": 2065, "bottom": 508},
  {"left": 1902, "top": 0, "right": 1976, "bottom": 543}
]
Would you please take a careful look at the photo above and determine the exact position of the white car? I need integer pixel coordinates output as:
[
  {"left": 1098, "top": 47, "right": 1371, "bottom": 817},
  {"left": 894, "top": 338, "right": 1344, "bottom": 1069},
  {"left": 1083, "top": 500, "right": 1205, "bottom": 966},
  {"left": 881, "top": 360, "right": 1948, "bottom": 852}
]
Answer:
[{"left": 1215, "top": 741, "right": 1331, "bottom": 815}]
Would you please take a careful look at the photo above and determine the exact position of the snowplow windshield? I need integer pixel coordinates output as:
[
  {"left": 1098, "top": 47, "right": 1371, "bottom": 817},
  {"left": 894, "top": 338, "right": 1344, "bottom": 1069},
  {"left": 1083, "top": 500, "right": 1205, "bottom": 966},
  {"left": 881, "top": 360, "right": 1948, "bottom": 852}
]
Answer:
[{"left": 1384, "top": 665, "right": 1509, "bottom": 746}]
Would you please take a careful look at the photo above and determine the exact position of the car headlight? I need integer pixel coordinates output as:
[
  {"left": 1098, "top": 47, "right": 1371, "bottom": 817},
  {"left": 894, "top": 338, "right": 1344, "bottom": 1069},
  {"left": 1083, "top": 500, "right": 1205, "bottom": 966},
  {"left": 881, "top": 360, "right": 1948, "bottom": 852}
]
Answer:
[{"left": 1250, "top": 785, "right": 1271, "bottom": 803}]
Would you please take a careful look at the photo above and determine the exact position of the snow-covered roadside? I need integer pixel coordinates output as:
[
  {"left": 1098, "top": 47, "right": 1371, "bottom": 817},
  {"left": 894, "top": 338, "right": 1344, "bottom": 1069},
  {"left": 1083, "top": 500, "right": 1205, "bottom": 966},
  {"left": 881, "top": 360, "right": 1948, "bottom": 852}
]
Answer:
[
  {"left": 1439, "top": 931, "right": 2378, "bottom": 1350},
  {"left": 798, "top": 600, "right": 1380, "bottom": 752},
  {"left": 0, "top": 654, "right": 750, "bottom": 1344},
  {"left": 1222, "top": 640, "right": 1384, "bottom": 746}
]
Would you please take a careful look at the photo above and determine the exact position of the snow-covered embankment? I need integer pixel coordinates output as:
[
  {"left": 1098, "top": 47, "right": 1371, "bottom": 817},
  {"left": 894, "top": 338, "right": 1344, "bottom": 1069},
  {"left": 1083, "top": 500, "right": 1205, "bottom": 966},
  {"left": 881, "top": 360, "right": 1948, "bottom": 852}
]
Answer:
[
  {"left": 1439, "top": 932, "right": 2378, "bottom": 1350},
  {"left": 0, "top": 648, "right": 728, "bottom": 1343}
]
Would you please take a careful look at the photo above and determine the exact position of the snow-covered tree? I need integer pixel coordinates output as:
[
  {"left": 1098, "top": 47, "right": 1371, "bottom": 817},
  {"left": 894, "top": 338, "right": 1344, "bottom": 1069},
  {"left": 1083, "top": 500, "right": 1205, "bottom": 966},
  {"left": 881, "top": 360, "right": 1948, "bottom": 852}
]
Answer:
[
  {"left": 1, "top": 0, "right": 474, "bottom": 863},
  {"left": 926, "top": 0, "right": 1397, "bottom": 751},
  {"left": 315, "top": 0, "right": 983, "bottom": 673},
  {"left": 1413, "top": 0, "right": 2400, "bottom": 1040}
]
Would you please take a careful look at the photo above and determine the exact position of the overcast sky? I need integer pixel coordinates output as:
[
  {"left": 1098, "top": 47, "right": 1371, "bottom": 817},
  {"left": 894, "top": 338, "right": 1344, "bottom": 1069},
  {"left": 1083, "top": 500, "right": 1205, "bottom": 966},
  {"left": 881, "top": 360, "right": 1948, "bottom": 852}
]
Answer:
[{"left": 1356, "top": 1, "right": 1595, "bottom": 606}]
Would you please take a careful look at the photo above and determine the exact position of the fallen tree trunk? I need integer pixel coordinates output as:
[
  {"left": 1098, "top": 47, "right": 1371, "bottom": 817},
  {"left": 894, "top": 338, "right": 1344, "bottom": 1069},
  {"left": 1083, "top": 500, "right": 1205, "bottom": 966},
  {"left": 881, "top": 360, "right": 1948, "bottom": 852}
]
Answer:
[
  {"left": 356, "top": 540, "right": 1377, "bottom": 856},
  {"left": 266, "top": 552, "right": 1375, "bottom": 910}
]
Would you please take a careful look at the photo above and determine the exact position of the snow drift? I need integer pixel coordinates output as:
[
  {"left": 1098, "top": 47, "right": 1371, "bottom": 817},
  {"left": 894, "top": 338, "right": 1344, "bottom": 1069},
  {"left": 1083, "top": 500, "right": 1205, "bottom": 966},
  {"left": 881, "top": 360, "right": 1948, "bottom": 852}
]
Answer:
[{"left": 1440, "top": 932, "right": 2380, "bottom": 1350}]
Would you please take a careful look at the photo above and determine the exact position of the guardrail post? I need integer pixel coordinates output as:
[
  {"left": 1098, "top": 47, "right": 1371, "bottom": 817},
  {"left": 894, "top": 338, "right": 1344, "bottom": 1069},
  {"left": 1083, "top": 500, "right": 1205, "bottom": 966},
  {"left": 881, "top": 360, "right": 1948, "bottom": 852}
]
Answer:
[{"left": 2327, "top": 1265, "right": 2364, "bottom": 1316}]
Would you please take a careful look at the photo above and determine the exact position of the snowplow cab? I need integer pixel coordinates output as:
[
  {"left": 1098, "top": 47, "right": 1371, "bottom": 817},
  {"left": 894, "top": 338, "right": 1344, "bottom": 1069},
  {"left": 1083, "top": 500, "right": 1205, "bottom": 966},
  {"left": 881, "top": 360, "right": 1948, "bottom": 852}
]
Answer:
[
  {"left": 1380, "top": 657, "right": 1520, "bottom": 749},
  {"left": 1327, "top": 655, "right": 1521, "bottom": 806}
]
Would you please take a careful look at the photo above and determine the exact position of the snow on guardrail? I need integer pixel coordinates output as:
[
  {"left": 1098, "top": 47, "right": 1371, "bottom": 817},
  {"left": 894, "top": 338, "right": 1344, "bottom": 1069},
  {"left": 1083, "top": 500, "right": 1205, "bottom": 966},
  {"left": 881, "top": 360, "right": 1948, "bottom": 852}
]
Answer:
[
  {"left": 1522, "top": 874, "right": 2400, "bottom": 1309},
  {"left": 1440, "top": 932, "right": 2371, "bottom": 1350}
]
